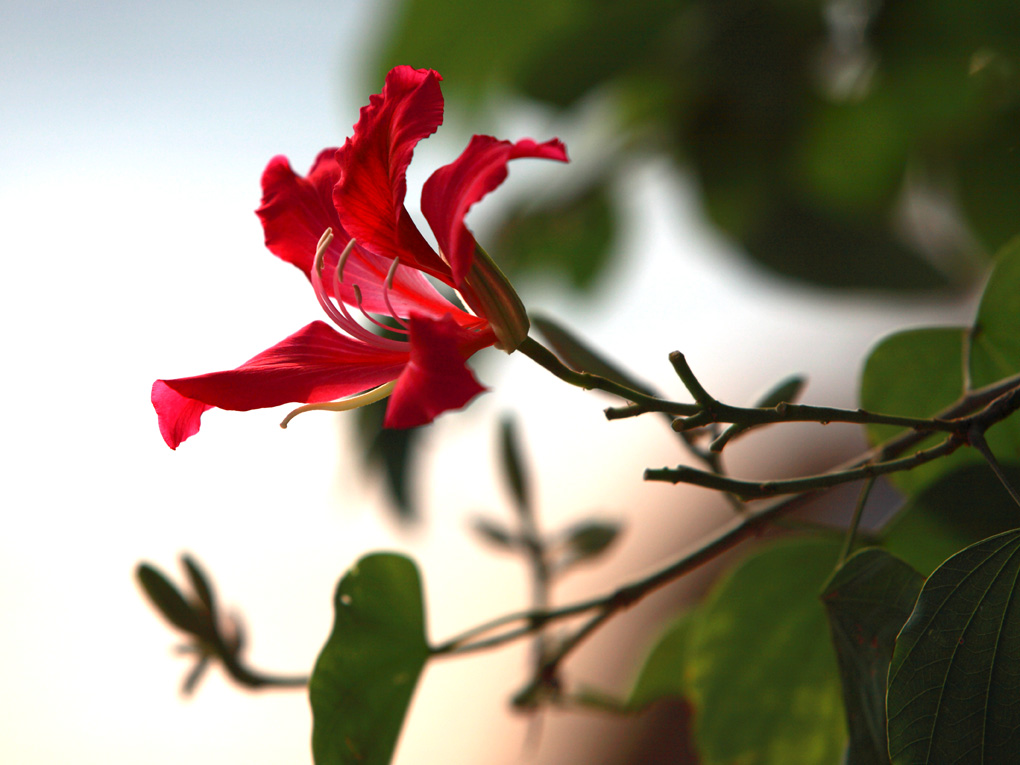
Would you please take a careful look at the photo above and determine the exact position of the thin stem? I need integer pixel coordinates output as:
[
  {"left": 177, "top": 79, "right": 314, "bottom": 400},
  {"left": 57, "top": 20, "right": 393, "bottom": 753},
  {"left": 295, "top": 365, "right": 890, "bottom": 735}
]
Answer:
[
  {"left": 518, "top": 336, "right": 699, "bottom": 416},
  {"left": 434, "top": 488, "right": 817, "bottom": 658},
  {"left": 970, "top": 431, "right": 1020, "bottom": 510},
  {"left": 838, "top": 478, "right": 876, "bottom": 566},
  {"left": 433, "top": 373, "right": 1020, "bottom": 670},
  {"left": 644, "top": 434, "right": 963, "bottom": 498}
]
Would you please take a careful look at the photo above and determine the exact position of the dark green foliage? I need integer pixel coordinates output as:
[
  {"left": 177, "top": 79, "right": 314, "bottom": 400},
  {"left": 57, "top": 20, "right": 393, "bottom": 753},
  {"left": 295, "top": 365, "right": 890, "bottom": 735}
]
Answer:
[
  {"left": 375, "top": 0, "right": 1020, "bottom": 289},
  {"left": 883, "top": 463, "right": 1020, "bottom": 577},
  {"left": 821, "top": 549, "right": 923, "bottom": 765},
  {"left": 888, "top": 529, "right": 1020, "bottom": 764},
  {"left": 491, "top": 183, "right": 615, "bottom": 291}
]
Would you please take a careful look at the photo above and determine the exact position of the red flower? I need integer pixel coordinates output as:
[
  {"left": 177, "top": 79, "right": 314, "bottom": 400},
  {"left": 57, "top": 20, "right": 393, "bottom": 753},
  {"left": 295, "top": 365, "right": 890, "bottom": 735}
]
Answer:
[{"left": 152, "top": 66, "right": 567, "bottom": 449}]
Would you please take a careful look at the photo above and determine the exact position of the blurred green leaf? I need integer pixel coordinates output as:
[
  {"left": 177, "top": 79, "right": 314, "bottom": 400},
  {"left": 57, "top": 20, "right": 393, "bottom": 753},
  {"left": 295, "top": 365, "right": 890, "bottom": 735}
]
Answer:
[
  {"left": 498, "top": 416, "right": 531, "bottom": 517},
  {"left": 955, "top": 104, "right": 1020, "bottom": 253},
  {"left": 516, "top": 0, "right": 688, "bottom": 108},
  {"left": 821, "top": 549, "right": 923, "bottom": 765},
  {"left": 794, "top": 92, "right": 907, "bottom": 213},
  {"left": 493, "top": 183, "right": 615, "bottom": 291},
  {"left": 556, "top": 520, "right": 621, "bottom": 570},
  {"left": 882, "top": 463, "right": 1020, "bottom": 577},
  {"left": 375, "top": 0, "right": 1017, "bottom": 290},
  {"left": 182, "top": 555, "right": 217, "bottom": 622},
  {"left": 888, "top": 529, "right": 1020, "bottom": 764},
  {"left": 689, "top": 536, "right": 846, "bottom": 765},
  {"left": 752, "top": 374, "right": 808, "bottom": 410},
  {"left": 310, "top": 553, "right": 430, "bottom": 765},
  {"left": 356, "top": 398, "right": 422, "bottom": 524},
  {"left": 740, "top": 198, "right": 947, "bottom": 290},
  {"left": 137, "top": 563, "right": 201, "bottom": 636},
  {"left": 531, "top": 313, "right": 656, "bottom": 396},
  {"left": 969, "top": 236, "right": 1020, "bottom": 461},
  {"left": 371, "top": 0, "right": 573, "bottom": 104},
  {"left": 971, "top": 236, "right": 1020, "bottom": 387},
  {"left": 469, "top": 515, "right": 517, "bottom": 550},
  {"left": 859, "top": 327, "right": 973, "bottom": 495},
  {"left": 627, "top": 613, "right": 694, "bottom": 710}
]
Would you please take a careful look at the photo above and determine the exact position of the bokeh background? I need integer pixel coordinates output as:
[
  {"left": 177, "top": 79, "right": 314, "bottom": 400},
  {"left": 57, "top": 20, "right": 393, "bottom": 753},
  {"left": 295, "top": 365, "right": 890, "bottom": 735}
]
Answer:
[{"left": 3, "top": 0, "right": 1014, "bottom": 762}]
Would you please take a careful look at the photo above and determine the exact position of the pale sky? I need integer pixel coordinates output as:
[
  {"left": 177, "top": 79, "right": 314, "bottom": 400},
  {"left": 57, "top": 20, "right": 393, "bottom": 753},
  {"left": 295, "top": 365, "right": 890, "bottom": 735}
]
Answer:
[{"left": 0, "top": 2, "right": 974, "bottom": 763}]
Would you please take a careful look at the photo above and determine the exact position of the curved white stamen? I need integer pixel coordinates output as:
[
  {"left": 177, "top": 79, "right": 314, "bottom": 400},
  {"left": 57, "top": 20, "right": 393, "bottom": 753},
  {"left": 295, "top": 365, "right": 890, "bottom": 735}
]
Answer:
[
  {"left": 279, "top": 381, "right": 398, "bottom": 429},
  {"left": 310, "top": 230, "right": 405, "bottom": 351},
  {"left": 328, "top": 255, "right": 406, "bottom": 347},
  {"left": 352, "top": 284, "right": 410, "bottom": 335}
]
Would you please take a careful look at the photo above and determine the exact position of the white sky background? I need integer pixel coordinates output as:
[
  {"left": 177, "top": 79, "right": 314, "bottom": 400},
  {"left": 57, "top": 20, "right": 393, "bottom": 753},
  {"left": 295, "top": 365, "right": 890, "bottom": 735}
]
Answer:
[{"left": 1, "top": 2, "right": 977, "bottom": 764}]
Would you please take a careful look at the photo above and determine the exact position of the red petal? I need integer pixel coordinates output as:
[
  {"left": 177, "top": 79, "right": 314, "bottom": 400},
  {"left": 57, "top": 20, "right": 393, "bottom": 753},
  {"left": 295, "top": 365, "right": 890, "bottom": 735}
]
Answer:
[
  {"left": 257, "top": 149, "right": 344, "bottom": 278},
  {"left": 151, "top": 381, "right": 211, "bottom": 450},
  {"left": 422, "top": 136, "right": 568, "bottom": 285},
  {"left": 153, "top": 321, "right": 408, "bottom": 447},
  {"left": 332, "top": 66, "right": 451, "bottom": 282},
  {"left": 383, "top": 314, "right": 489, "bottom": 428}
]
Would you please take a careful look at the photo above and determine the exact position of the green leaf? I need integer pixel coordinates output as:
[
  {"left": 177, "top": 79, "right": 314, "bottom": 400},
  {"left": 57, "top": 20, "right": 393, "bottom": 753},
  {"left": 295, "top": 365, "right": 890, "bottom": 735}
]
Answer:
[
  {"left": 136, "top": 563, "right": 201, "bottom": 635},
  {"left": 888, "top": 529, "right": 1020, "bottom": 764},
  {"left": 821, "top": 549, "right": 924, "bottom": 765},
  {"left": 556, "top": 520, "right": 621, "bottom": 570},
  {"left": 627, "top": 613, "right": 694, "bottom": 710},
  {"left": 882, "top": 463, "right": 1020, "bottom": 576},
  {"left": 492, "top": 183, "right": 615, "bottom": 291},
  {"left": 355, "top": 398, "right": 421, "bottom": 524},
  {"left": 530, "top": 313, "right": 656, "bottom": 396},
  {"left": 469, "top": 515, "right": 517, "bottom": 550},
  {"left": 310, "top": 553, "right": 430, "bottom": 765},
  {"left": 498, "top": 416, "right": 531, "bottom": 517},
  {"left": 182, "top": 554, "right": 217, "bottom": 621},
  {"left": 955, "top": 104, "right": 1020, "bottom": 253},
  {"left": 970, "top": 236, "right": 1020, "bottom": 461},
  {"left": 859, "top": 327, "right": 972, "bottom": 495},
  {"left": 370, "top": 0, "right": 573, "bottom": 105},
  {"left": 689, "top": 537, "right": 847, "bottom": 765}
]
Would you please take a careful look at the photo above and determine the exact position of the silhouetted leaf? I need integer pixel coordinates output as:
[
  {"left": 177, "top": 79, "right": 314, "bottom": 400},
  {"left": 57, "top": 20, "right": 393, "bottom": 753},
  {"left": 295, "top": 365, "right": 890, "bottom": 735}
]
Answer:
[
  {"left": 556, "top": 520, "right": 621, "bottom": 570},
  {"left": 689, "top": 537, "right": 846, "bottom": 765},
  {"left": 627, "top": 614, "right": 694, "bottom": 710},
  {"left": 882, "top": 463, "right": 1020, "bottom": 576},
  {"left": 821, "top": 549, "right": 923, "bottom": 765},
  {"left": 499, "top": 416, "right": 531, "bottom": 516},
  {"left": 469, "top": 516, "right": 517, "bottom": 550},
  {"left": 182, "top": 555, "right": 217, "bottom": 621},
  {"left": 310, "top": 553, "right": 430, "bottom": 765},
  {"left": 888, "top": 529, "right": 1020, "bottom": 764},
  {"left": 137, "top": 563, "right": 201, "bottom": 635},
  {"left": 355, "top": 398, "right": 421, "bottom": 524}
]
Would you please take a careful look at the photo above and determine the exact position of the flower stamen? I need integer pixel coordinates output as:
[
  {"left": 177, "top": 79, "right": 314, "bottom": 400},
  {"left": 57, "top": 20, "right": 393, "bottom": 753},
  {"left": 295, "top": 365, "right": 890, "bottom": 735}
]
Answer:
[
  {"left": 279, "top": 381, "right": 398, "bottom": 429},
  {"left": 352, "top": 284, "right": 410, "bottom": 335},
  {"left": 311, "top": 229, "right": 405, "bottom": 350},
  {"left": 381, "top": 258, "right": 410, "bottom": 331}
]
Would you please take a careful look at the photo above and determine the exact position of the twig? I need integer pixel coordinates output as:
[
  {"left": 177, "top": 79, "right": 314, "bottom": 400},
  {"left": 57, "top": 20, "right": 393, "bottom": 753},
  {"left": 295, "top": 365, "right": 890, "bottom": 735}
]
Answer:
[
  {"left": 518, "top": 337, "right": 699, "bottom": 416},
  {"left": 644, "top": 435, "right": 963, "bottom": 498}
]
